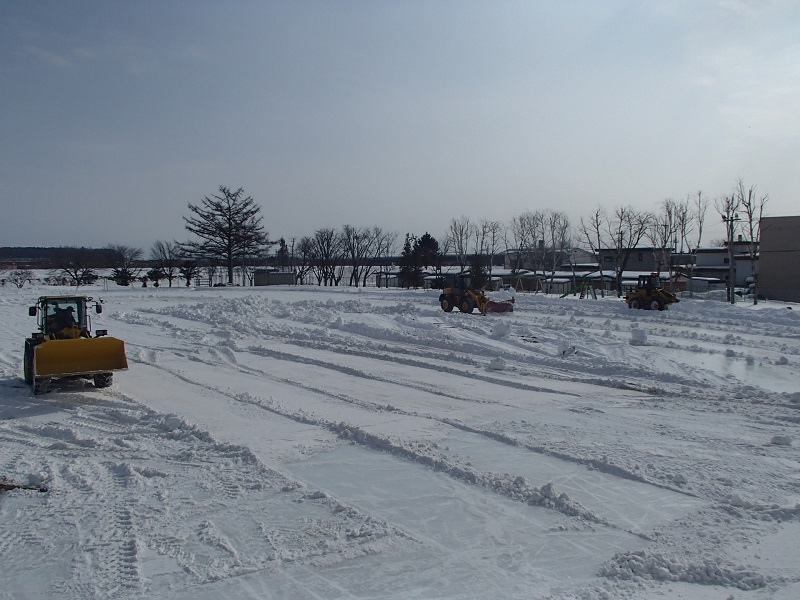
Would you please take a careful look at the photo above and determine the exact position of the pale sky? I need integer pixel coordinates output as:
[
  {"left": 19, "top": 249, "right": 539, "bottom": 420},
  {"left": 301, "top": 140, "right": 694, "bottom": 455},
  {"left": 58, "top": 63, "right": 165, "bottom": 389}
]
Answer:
[{"left": 2, "top": 0, "right": 798, "bottom": 251}]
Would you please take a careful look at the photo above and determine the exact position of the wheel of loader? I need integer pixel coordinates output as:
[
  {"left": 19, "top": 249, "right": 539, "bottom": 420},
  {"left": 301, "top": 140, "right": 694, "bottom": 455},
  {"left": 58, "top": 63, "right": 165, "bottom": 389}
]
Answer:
[
  {"left": 628, "top": 297, "right": 641, "bottom": 309},
  {"left": 649, "top": 298, "right": 664, "bottom": 311},
  {"left": 440, "top": 297, "right": 454, "bottom": 312},
  {"left": 459, "top": 298, "right": 474, "bottom": 314},
  {"left": 93, "top": 373, "right": 113, "bottom": 389},
  {"left": 23, "top": 341, "right": 34, "bottom": 386}
]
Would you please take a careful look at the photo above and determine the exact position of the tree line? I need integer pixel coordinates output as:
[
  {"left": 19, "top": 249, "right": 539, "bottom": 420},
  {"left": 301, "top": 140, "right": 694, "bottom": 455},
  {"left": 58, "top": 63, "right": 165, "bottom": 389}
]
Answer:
[{"left": 5, "top": 180, "right": 767, "bottom": 296}]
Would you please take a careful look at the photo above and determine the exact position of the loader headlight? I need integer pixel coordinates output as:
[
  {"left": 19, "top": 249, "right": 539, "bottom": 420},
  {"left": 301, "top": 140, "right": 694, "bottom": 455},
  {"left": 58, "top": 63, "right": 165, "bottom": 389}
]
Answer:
[{"left": 95, "top": 329, "right": 108, "bottom": 337}]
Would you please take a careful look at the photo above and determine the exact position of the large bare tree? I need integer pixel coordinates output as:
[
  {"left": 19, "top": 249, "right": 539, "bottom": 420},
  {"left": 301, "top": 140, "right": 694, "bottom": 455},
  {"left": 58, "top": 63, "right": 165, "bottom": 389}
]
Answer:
[{"left": 183, "top": 186, "right": 269, "bottom": 285}]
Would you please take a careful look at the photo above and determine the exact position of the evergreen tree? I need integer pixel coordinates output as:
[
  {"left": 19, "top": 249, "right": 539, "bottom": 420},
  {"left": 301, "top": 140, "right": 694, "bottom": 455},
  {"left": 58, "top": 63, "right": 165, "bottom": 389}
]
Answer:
[
  {"left": 399, "top": 234, "right": 422, "bottom": 288},
  {"left": 414, "top": 233, "right": 440, "bottom": 270},
  {"left": 469, "top": 253, "right": 489, "bottom": 290},
  {"left": 183, "top": 186, "right": 269, "bottom": 284}
]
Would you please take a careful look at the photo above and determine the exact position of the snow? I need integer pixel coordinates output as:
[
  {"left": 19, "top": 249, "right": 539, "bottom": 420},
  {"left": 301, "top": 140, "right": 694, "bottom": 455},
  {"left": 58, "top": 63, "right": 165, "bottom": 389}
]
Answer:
[{"left": 1, "top": 282, "right": 799, "bottom": 599}]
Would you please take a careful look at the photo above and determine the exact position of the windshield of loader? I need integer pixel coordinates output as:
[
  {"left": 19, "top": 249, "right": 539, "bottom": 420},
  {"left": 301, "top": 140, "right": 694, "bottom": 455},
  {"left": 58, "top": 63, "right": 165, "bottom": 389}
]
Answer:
[{"left": 44, "top": 298, "right": 85, "bottom": 335}]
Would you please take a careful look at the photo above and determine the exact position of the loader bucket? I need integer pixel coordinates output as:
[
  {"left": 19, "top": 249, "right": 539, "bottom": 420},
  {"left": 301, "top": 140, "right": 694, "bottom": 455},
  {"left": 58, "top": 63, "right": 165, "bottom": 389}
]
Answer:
[{"left": 33, "top": 337, "right": 128, "bottom": 378}]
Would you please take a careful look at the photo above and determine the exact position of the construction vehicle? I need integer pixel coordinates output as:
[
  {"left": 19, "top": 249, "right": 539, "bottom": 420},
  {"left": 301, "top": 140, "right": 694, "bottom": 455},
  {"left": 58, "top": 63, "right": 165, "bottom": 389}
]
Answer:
[
  {"left": 625, "top": 273, "right": 679, "bottom": 311},
  {"left": 23, "top": 296, "right": 128, "bottom": 394},
  {"left": 438, "top": 275, "right": 514, "bottom": 315}
]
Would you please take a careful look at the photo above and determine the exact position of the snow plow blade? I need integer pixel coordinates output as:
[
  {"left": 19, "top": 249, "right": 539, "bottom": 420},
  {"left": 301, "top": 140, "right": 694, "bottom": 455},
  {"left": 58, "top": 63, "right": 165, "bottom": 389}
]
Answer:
[
  {"left": 485, "top": 299, "right": 514, "bottom": 313},
  {"left": 33, "top": 337, "right": 128, "bottom": 377}
]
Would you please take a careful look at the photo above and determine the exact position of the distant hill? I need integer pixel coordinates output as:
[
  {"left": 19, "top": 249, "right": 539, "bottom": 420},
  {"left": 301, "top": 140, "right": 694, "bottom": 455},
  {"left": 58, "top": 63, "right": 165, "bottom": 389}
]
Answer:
[{"left": 0, "top": 247, "right": 109, "bottom": 268}]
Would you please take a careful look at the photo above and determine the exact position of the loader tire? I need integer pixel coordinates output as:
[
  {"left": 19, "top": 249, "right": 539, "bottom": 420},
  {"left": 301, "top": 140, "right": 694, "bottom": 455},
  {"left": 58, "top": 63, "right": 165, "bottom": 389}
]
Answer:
[
  {"left": 628, "top": 298, "right": 641, "bottom": 310},
  {"left": 440, "top": 297, "right": 454, "bottom": 312},
  {"left": 649, "top": 298, "right": 664, "bottom": 311},
  {"left": 23, "top": 341, "right": 34, "bottom": 386},
  {"left": 459, "top": 299, "right": 474, "bottom": 314},
  {"left": 94, "top": 373, "right": 113, "bottom": 389}
]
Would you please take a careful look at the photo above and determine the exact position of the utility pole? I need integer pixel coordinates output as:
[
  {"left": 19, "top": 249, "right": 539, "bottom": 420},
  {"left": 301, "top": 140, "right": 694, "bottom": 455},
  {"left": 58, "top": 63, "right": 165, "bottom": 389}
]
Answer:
[{"left": 722, "top": 211, "right": 741, "bottom": 305}]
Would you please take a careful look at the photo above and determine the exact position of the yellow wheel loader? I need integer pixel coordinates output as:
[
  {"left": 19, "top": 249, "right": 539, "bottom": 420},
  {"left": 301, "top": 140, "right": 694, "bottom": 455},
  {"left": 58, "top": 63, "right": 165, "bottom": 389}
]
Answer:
[
  {"left": 23, "top": 296, "right": 128, "bottom": 394},
  {"left": 438, "top": 275, "right": 514, "bottom": 315},
  {"left": 625, "top": 273, "right": 679, "bottom": 311}
]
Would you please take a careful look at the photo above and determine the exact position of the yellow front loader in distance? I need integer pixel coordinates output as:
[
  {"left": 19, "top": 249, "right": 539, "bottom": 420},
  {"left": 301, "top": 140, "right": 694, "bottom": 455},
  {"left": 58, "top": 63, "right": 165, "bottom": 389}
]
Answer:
[{"left": 23, "top": 295, "right": 128, "bottom": 394}]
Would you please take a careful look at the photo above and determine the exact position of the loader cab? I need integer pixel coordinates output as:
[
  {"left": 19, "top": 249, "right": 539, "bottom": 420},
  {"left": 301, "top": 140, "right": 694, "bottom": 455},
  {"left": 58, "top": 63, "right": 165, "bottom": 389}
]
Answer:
[
  {"left": 30, "top": 296, "right": 101, "bottom": 339},
  {"left": 440, "top": 273, "right": 471, "bottom": 292},
  {"left": 637, "top": 273, "right": 661, "bottom": 292},
  {"left": 47, "top": 299, "right": 83, "bottom": 334}
]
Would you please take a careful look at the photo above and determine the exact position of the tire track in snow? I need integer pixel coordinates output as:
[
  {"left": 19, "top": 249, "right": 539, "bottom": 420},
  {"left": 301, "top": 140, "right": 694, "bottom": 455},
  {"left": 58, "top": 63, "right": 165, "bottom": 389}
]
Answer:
[
  {"left": 129, "top": 349, "right": 650, "bottom": 531},
  {"left": 2, "top": 387, "right": 415, "bottom": 594},
  {"left": 136, "top": 343, "right": 694, "bottom": 498}
]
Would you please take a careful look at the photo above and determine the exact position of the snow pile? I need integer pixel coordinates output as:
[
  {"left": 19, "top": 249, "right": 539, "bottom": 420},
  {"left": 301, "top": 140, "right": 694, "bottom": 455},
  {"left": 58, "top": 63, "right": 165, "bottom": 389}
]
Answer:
[
  {"left": 770, "top": 435, "right": 793, "bottom": 446},
  {"left": 557, "top": 343, "right": 577, "bottom": 356},
  {"left": 599, "top": 550, "right": 767, "bottom": 590},
  {"left": 489, "top": 320, "right": 511, "bottom": 339},
  {"left": 487, "top": 357, "right": 506, "bottom": 370},
  {"left": 629, "top": 327, "right": 647, "bottom": 345}
]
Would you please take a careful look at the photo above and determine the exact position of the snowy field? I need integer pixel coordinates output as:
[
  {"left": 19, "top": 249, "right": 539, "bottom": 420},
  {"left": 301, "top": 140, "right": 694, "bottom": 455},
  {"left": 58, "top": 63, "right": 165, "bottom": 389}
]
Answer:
[{"left": 1, "top": 282, "right": 799, "bottom": 599}]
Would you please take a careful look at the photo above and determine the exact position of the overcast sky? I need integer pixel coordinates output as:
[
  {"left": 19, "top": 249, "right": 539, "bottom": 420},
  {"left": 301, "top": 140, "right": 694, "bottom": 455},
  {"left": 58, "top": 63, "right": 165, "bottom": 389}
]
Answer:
[{"left": 2, "top": 0, "right": 798, "bottom": 251}]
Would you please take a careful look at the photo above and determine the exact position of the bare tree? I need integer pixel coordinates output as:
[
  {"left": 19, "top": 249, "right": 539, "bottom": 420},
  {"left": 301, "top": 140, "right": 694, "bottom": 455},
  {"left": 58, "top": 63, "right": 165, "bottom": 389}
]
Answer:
[
  {"left": 507, "top": 214, "right": 530, "bottom": 273},
  {"left": 363, "top": 228, "right": 397, "bottom": 287},
  {"left": 310, "top": 228, "right": 345, "bottom": 286},
  {"left": 8, "top": 269, "right": 34, "bottom": 288},
  {"left": 151, "top": 240, "right": 181, "bottom": 287},
  {"left": 295, "top": 236, "right": 314, "bottom": 285},
  {"left": 579, "top": 206, "right": 607, "bottom": 296},
  {"left": 683, "top": 191, "right": 709, "bottom": 298},
  {"left": 183, "top": 186, "right": 269, "bottom": 285},
  {"left": 605, "top": 206, "right": 653, "bottom": 297},
  {"left": 447, "top": 216, "right": 475, "bottom": 271},
  {"left": 508, "top": 211, "right": 546, "bottom": 276},
  {"left": 342, "top": 225, "right": 376, "bottom": 288},
  {"left": 51, "top": 246, "right": 100, "bottom": 287},
  {"left": 544, "top": 210, "right": 571, "bottom": 280},
  {"left": 646, "top": 199, "right": 681, "bottom": 277},
  {"left": 736, "top": 179, "right": 768, "bottom": 304},
  {"left": 478, "top": 219, "right": 504, "bottom": 280},
  {"left": 716, "top": 192, "right": 742, "bottom": 303}
]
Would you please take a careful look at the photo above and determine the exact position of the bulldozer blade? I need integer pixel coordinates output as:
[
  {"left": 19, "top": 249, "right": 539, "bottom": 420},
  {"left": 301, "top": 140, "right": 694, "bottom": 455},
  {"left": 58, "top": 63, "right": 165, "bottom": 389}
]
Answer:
[{"left": 34, "top": 337, "right": 128, "bottom": 378}]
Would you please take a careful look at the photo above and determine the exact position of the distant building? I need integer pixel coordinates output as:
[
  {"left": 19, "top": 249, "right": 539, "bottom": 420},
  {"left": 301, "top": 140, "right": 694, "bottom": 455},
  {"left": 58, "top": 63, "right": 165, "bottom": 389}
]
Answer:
[
  {"left": 596, "top": 247, "right": 668, "bottom": 274},
  {"left": 758, "top": 216, "right": 800, "bottom": 302},
  {"left": 254, "top": 269, "right": 294, "bottom": 286},
  {"left": 691, "top": 238, "right": 756, "bottom": 288}
]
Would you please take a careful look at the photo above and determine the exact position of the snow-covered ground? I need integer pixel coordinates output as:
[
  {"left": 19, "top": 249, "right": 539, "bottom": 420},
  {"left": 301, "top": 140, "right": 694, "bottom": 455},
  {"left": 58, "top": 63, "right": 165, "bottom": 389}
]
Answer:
[{"left": 1, "top": 282, "right": 799, "bottom": 599}]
